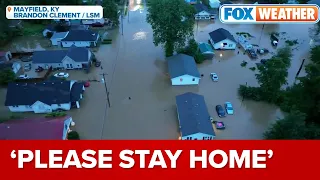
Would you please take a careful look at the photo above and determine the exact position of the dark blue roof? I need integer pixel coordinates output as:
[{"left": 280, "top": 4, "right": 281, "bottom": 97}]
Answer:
[
  {"left": 176, "top": 92, "right": 215, "bottom": 137},
  {"left": 167, "top": 54, "right": 200, "bottom": 78},
  {"left": 61, "top": 30, "right": 99, "bottom": 41}
]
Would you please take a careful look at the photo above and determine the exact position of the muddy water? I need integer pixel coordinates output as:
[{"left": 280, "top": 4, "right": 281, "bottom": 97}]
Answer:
[{"left": 0, "top": 0, "right": 314, "bottom": 139}]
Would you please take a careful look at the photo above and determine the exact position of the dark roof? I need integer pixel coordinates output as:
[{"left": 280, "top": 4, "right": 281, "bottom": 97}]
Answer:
[
  {"left": 32, "top": 47, "right": 90, "bottom": 64},
  {"left": 176, "top": 92, "right": 215, "bottom": 136},
  {"left": 70, "top": 25, "right": 89, "bottom": 30},
  {"left": 167, "top": 54, "right": 200, "bottom": 78},
  {"left": 61, "top": 30, "right": 99, "bottom": 41},
  {"left": 45, "top": 24, "right": 55, "bottom": 31},
  {"left": 5, "top": 81, "right": 74, "bottom": 106},
  {"left": 209, "top": 28, "right": 236, "bottom": 43},
  {"left": 194, "top": 3, "right": 216, "bottom": 14},
  {"left": 0, "top": 116, "right": 71, "bottom": 140},
  {"left": 220, "top": 1, "right": 233, "bottom": 5},
  {"left": 71, "top": 82, "right": 84, "bottom": 102}
]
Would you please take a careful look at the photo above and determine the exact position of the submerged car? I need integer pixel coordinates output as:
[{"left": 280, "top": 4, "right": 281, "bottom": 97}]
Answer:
[
  {"left": 215, "top": 105, "right": 226, "bottom": 117},
  {"left": 247, "top": 49, "right": 258, "bottom": 59},
  {"left": 54, "top": 72, "right": 69, "bottom": 78},
  {"left": 18, "top": 74, "right": 29, "bottom": 79},
  {"left": 24, "top": 63, "right": 31, "bottom": 71},
  {"left": 210, "top": 73, "right": 218, "bottom": 82},
  {"left": 225, "top": 102, "right": 234, "bottom": 115}
]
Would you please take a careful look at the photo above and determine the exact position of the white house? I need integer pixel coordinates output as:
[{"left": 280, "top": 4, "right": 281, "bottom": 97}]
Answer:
[
  {"left": 60, "top": 30, "right": 100, "bottom": 48},
  {"left": 0, "top": 116, "right": 74, "bottom": 140},
  {"left": 5, "top": 80, "right": 85, "bottom": 113},
  {"left": 32, "top": 46, "right": 93, "bottom": 70},
  {"left": 209, "top": 0, "right": 221, "bottom": 9},
  {"left": 194, "top": 3, "right": 217, "bottom": 20},
  {"left": 176, "top": 92, "right": 215, "bottom": 140},
  {"left": 167, "top": 54, "right": 201, "bottom": 86},
  {"left": 209, "top": 28, "right": 237, "bottom": 50}
]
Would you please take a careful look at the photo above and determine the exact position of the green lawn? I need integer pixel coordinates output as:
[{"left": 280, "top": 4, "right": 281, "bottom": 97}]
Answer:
[{"left": 23, "top": 23, "right": 46, "bottom": 36}]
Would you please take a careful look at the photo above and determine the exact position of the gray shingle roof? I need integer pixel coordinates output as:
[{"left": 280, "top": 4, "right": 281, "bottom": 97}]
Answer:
[
  {"left": 167, "top": 54, "right": 200, "bottom": 78},
  {"left": 61, "top": 30, "right": 99, "bottom": 41},
  {"left": 32, "top": 46, "right": 90, "bottom": 64},
  {"left": 176, "top": 92, "right": 215, "bottom": 137},
  {"left": 209, "top": 28, "right": 236, "bottom": 44},
  {"left": 194, "top": 3, "right": 217, "bottom": 14}
]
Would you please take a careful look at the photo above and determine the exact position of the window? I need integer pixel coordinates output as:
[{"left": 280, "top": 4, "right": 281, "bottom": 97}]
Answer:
[
  {"left": 223, "top": 43, "right": 227, "bottom": 47},
  {"left": 180, "top": 78, "right": 183, "bottom": 82},
  {"left": 229, "top": 44, "right": 233, "bottom": 47},
  {"left": 192, "top": 78, "right": 195, "bottom": 81}
]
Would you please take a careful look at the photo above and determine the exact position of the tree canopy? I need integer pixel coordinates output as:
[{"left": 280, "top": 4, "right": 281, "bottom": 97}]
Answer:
[
  {"left": 101, "top": 0, "right": 119, "bottom": 26},
  {"left": 0, "top": 68, "right": 16, "bottom": 85},
  {"left": 147, "top": 0, "right": 195, "bottom": 57}
]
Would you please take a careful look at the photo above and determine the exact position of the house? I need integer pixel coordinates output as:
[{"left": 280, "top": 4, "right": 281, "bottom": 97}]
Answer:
[
  {"left": 42, "top": 24, "right": 56, "bottom": 37},
  {"left": 220, "top": 0, "right": 233, "bottom": 5},
  {"left": 209, "top": 28, "right": 237, "bottom": 50},
  {"left": 81, "top": 19, "right": 105, "bottom": 26},
  {"left": 167, "top": 54, "right": 201, "bottom": 86},
  {"left": 0, "top": 51, "right": 12, "bottom": 62},
  {"left": 43, "top": 24, "right": 89, "bottom": 37},
  {"left": 60, "top": 30, "right": 100, "bottom": 48},
  {"left": 5, "top": 80, "right": 85, "bottom": 113},
  {"left": 32, "top": 46, "right": 93, "bottom": 70},
  {"left": 50, "top": 32, "right": 69, "bottom": 46},
  {"left": 0, "top": 116, "right": 74, "bottom": 140},
  {"left": 194, "top": 3, "right": 217, "bottom": 20},
  {"left": 185, "top": 0, "right": 197, "bottom": 4},
  {"left": 198, "top": 42, "right": 214, "bottom": 59},
  {"left": 0, "top": 62, "right": 21, "bottom": 74},
  {"left": 209, "top": 0, "right": 221, "bottom": 9},
  {"left": 176, "top": 92, "right": 215, "bottom": 140}
]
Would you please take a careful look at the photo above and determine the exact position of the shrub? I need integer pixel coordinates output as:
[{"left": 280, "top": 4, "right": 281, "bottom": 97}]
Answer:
[
  {"left": 240, "top": 61, "right": 248, "bottom": 67},
  {"left": 45, "top": 112, "right": 67, "bottom": 117}
]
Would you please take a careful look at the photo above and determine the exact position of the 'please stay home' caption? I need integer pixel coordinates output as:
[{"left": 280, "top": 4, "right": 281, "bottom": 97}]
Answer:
[{"left": 10, "top": 149, "right": 274, "bottom": 169}]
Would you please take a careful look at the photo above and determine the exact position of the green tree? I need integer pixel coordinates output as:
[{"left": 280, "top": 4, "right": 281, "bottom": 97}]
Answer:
[
  {"left": 68, "top": 131, "right": 80, "bottom": 140},
  {"left": 102, "top": 0, "right": 119, "bottom": 26},
  {"left": 0, "top": 68, "right": 16, "bottom": 85},
  {"left": 147, "top": 0, "right": 195, "bottom": 57}
]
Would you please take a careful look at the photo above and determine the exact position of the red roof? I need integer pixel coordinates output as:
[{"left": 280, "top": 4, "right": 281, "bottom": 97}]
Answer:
[{"left": 0, "top": 116, "right": 71, "bottom": 140}]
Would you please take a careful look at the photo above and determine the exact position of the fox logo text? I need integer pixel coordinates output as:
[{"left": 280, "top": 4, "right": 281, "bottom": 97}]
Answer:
[{"left": 219, "top": 4, "right": 319, "bottom": 24}]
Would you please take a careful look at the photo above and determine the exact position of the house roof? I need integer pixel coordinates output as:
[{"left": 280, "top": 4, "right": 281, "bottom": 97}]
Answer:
[
  {"left": 220, "top": 1, "right": 233, "bottom": 5},
  {"left": 209, "top": 28, "right": 236, "bottom": 44},
  {"left": 194, "top": 3, "right": 216, "bottom": 14},
  {"left": 167, "top": 54, "right": 200, "bottom": 78},
  {"left": 5, "top": 81, "right": 79, "bottom": 106},
  {"left": 61, "top": 30, "right": 99, "bottom": 41},
  {"left": 0, "top": 116, "right": 71, "bottom": 140},
  {"left": 32, "top": 46, "right": 90, "bottom": 64},
  {"left": 199, "top": 42, "right": 214, "bottom": 53},
  {"left": 176, "top": 92, "right": 215, "bottom": 137},
  {"left": 44, "top": 24, "right": 55, "bottom": 31},
  {"left": 71, "top": 82, "right": 84, "bottom": 102},
  {"left": 50, "top": 32, "right": 68, "bottom": 40}
]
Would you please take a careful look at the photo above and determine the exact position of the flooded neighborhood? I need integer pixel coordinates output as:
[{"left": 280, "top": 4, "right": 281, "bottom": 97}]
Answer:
[{"left": 0, "top": 0, "right": 317, "bottom": 140}]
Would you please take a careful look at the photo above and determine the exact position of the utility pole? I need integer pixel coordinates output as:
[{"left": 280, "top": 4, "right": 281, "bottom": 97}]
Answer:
[
  {"left": 100, "top": 72, "right": 111, "bottom": 107},
  {"left": 296, "top": 59, "right": 306, "bottom": 78},
  {"left": 121, "top": 11, "right": 124, "bottom": 35},
  {"left": 128, "top": 7, "right": 129, "bottom": 23},
  {"left": 196, "top": 20, "right": 199, "bottom": 34},
  {"left": 258, "top": 24, "right": 265, "bottom": 46}
]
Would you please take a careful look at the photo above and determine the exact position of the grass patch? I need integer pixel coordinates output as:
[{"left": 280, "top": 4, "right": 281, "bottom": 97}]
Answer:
[
  {"left": 236, "top": 32, "right": 253, "bottom": 38},
  {"left": 45, "top": 112, "right": 67, "bottom": 118},
  {"left": 23, "top": 23, "right": 45, "bottom": 36},
  {"left": 0, "top": 115, "right": 23, "bottom": 123},
  {"left": 249, "top": 67, "right": 256, "bottom": 71},
  {"left": 285, "top": 39, "right": 298, "bottom": 46},
  {"left": 241, "top": 61, "right": 248, "bottom": 67},
  {"left": 102, "top": 39, "right": 112, "bottom": 44}
]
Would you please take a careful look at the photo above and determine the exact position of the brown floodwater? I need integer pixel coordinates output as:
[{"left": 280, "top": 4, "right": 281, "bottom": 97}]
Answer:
[{"left": 0, "top": 0, "right": 314, "bottom": 139}]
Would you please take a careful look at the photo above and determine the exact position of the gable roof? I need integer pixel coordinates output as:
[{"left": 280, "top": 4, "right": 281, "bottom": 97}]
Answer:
[
  {"left": 194, "top": 3, "right": 216, "bottom": 14},
  {"left": 209, "top": 28, "right": 236, "bottom": 43},
  {"left": 61, "top": 30, "right": 99, "bottom": 41},
  {"left": 32, "top": 46, "right": 90, "bottom": 64},
  {"left": 0, "top": 116, "right": 71, "bottom": 140},
  {"left": 167, "top": 54, "right": 200, "bottom": 78},
  {"left": 50, "top": 32, "right": 68, "bottom": 40},
  {"left": 5, "top": 81, "right": 81, "bottom": 106},
  {"left": 176, "top": 92, "right": 215, "bottom": 137},
  {"left": 71, "top": 82, "right": 84, "bottom": 102},
  {"left": 199, "top": 42, "right": 214, "bottom": 53}
]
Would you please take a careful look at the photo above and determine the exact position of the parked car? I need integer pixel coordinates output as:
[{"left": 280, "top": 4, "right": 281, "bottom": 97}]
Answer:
[
  {"left": 247, "top": 49, "right": 258, "bottom": 59},
  {"left": 260, "top": 59, "right": 268, "bottom": 64},
  {"left": 95, "top": 61, "right": 101, "bottom": 67},
  {"left": 35, "top": 67, "right": 44, "bottom": 72},
  {"left": 215, "top": 105, "right": 226, "bottom": 117},
  {"left": 225, "top": 102, "right": 234, "bottom": 115},
  {"left": 213, "top": 121, "right": 226, "bottom": 130},
  {"left": 54, "top": 72, "right": 69, "bottom": 78},
  {"left": 210, "top": 73, "right": 218, "bottom": 82},
  {"left": 84, "top": 81, "right": 90, "bottom": 87},
  {"left": 18, "top": 74, "right": 29, "bottom": 79},
  {"left": 24, "top": 63, "right": 31, "bottom": 71},
  {"left": 257, "top": 48, "right": 269, "bottom": 55}
]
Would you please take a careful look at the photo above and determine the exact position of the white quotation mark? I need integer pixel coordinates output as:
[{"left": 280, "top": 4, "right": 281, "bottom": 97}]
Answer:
[
  {"left": 267, "top": 149, "right": 273, "bottom": 159},
  {"left": 11, "top": 150, "right": 16, "bottom": 159}
]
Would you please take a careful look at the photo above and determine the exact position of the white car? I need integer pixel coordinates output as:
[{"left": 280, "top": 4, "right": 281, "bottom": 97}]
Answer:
[
  {"left": 210, "top": 73, "right": 218, "bottom": 82},
  {"left": 225, "top": 102, "right": 234, "bottom": 115},
  {"left": 18, "top": 74, "right": 29, "bottom": 79},
  {"left": 54, "top": 72, "right": 69, "bottom": 78}
]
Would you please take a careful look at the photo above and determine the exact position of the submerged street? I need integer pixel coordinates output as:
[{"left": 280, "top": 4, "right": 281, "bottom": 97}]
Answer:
[{"left": 0, "top": 0, "right": 315, "bottom": 139}]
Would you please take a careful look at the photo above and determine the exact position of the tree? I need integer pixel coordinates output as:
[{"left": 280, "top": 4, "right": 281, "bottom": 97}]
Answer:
[
  {"left": 67, "top": 131, "right": 80, "bottom": 140},
  {"left": 147, "top": 0, "right": 195, "bottom": 57},
  {"left": 102, "top": 0, "right": 119, "bottom": 26},
  {"left": 0, "top": 68, "right": 16, "bottom": 85}
]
